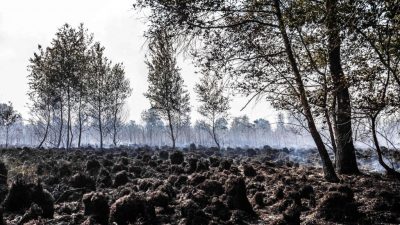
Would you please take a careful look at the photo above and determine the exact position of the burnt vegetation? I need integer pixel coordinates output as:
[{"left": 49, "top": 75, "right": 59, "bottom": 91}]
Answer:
[{"left": 0, "top": 147, "right": 397, "bottom": 224}]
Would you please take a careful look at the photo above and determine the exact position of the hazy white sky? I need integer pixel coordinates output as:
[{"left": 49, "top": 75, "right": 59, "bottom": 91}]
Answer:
[{"left": 0, "top": 0, "right": 278, "bottom": 124}]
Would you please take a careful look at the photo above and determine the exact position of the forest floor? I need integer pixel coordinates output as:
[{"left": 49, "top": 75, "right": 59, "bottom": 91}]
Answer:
[{"left": 0, "top": 147, "right": 398, "bottom": 225}]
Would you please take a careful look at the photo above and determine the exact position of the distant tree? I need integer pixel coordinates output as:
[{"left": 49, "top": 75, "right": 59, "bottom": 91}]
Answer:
[
  {"left": 254, "top": 118, "right": 271, "bottom": 146},
  {"left": 231, "top": 116, "right": 253, "bottom": 132},
  {"left": 0, "top": 102, "right": 21, "bottom": 148},
  {"left": 175, "top": 112, "right": 192, "bottom": 145},
  {"left": 230, "top": 116, "right": 254, "bottom": 146},
  {"left": 194, "top": 119, "right": 210, "bottom": 146},
  {"left": 276, "top": 113, "right": 287, "bottom": 133},
  {"left": 254, "top": 119, "right": 271, "bottom": 132},
  {"left": 144, "top": 29, "right": 190, "bottom": 149},
  {"left": 195, "top": 72, "right": 230, "bottom": 149},
  {"left": 215, "top": 117, "right": 229, "bottom": 146},
  {"left": 141, "top": 108, "right": 163, "bottom": 145}
]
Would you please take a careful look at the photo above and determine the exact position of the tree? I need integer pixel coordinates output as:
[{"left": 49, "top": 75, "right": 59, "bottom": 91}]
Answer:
[
  {"left": 254, "top": 119, "right": 271, "bottom": 132},
  {"left": 108, "top": 63, "right": 132, "bottom": 146},
  {"left": 144, "top": 29, "right": 191, "bottom": 149},
  {"left": 28, "top": 23, "right": 93, "bottom": 149},
  {"left": 0, "top": 102, "right": 21, "bottom": 148},
  {"left": 47, "top": 23, "right": 92, "bottom": 149},
  {"left": 351, "top": 58, "right": 400, "bottom": 178},
  {"left": 87, "top": 42, "right": 113, "bottom": 149},
  {"left": 135, "top": 0, "right": 339, "bottom": 181},
  {"left": 195, "top": 72, "right": 230, "bottom": 149},
  {"left": 28, "top": 24, "right": 131, "bottom": 149},
  {"left": 347, "top": 1, "right": 400, "bottom": 177},
  {"left": 230, "top": 116, "right": 254, "bottom": 146},
  {"left": 27, "top": 45, "right": 55, "bottom": 148},
  {"left": 325, "top": 0, "right": 359, "bottom": 174}
]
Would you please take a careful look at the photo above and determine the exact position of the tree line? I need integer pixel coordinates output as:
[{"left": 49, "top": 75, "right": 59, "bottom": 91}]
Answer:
[
  {"left": 133, "top": 0, "right": 400, "bottom": 180},
  {"left": 20, "top": 23, "right": 232, "bottom": 152},
  {"left": 27, "top": 24, "right": 132, "bottom": 150},
  {"left": 0, "top": 108, "right": 315, "bottom": 149}
]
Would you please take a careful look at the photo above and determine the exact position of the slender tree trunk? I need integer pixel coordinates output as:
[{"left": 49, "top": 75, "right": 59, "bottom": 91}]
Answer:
[
  {"left": 38, "top": 106, "right": 51, "bottom": 148},
  {"left": 326, "top": 0, "right": 359, "bottom": 174},
  {"left": 5, "top": 126, "right": 9, "bottom": 148},
  {"left": 273, "top": 0, "right": 338, "bottom": 182},
  {"left": 212, "top": 119, "right": 220, "bottom": 149},
  {"left": 69, "top": 129, "right": 73, "bottom": 148},
  {"left": 98, "top": 103, "right": 103, "bottom": 150},
  {"left": 113, "top": 98, "right": 119, "bottom": 146},
  {"left": 325, "top": 109, "right": 337, "bottom": 155},
  {"left": 370, "top": 115, "right": 400, "bottom": 178},
  {"left": 113, "top": 111, "right": 117, "bottom": 146},
  {"left": 66, "top": 89, "right": 70, "bottom": 149},
  {"left": 167, "top": 110, "right": 176, "bottom": 149},
  {"left": 78, "top": 98, "right": 83, "bottom": 148},
  {"left": 331, "top": 95, "right": 339, "bottom": 154},
  {"left": 57, "top": 100, "right": 64, "bottom": 148}
]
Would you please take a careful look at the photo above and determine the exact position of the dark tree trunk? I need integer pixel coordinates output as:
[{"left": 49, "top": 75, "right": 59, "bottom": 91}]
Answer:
[
  {"left": 5, "top": 126, "right": 9, "bottom": 148},
  {"left": 69, "top": 129, "right": 73, "bottom": 148},
  {"left": 167, "top": 110, "right": 176, "bottom": 149},
  {"left": 326, "top": 0, "right": 359, "bottom": 174},
  {"left": 57, "top": 101, "right": 64, "bottom": 148},
  {"left": 112, "top": 95, "right": 119, "bottom": 147},
  {"left": 78, "top": 98, "right": 83, "bottom": 148},
  {"left": 325, "top": 109, "right": 337, "bottom": 155},
  {"left": 113, "top": 108, "right": 118, "bottom": 147},
  {"left": 370, "top": 115, "right": 400, "bottom": 179},
  {"left": 98, "top": 105, "right": 103, "bottom": 150},
  {"left": 212, "top": 119, "right": 220, "bottom": 149},
  {"left": 66, "top": 88, "right": 71, "bottom": 150},
  {"left": 273, "top": 0, "right": 338, "bottom": 182},
  {"left": 39, "top": 105, "right": 51, "bottom": 148}
]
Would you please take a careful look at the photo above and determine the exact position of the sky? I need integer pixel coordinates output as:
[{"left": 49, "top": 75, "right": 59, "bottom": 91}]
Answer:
[{"left": 0, "top": 0, "right": 278, "bottom": 125}]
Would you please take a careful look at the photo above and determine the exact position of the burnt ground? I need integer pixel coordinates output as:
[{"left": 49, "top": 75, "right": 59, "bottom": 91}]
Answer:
[{"left": 0, "top": 147, "right": 398, "bottom": 225}]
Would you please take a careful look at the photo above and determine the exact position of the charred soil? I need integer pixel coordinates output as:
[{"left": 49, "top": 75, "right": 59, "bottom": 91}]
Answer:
[{"left": 0, "top": 147, "right": 398, "bottom": 225}]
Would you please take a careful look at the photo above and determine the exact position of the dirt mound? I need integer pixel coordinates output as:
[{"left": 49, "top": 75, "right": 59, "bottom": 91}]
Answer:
[
  {"left": 3, "top": 179, "right": 54, "bottom": 219},
  {"left": 0, "top": 162, "right": 7, "bottom": 185},
  {"left": 170, "top": 151, "right": 184, "bottom": 165},
  {"left": 3, "top": 178, "right": 33, "bottom": 212},
  {"left": 316, "top": 185, "right": 359, "bottom": 222},
  {"left": 225, "top": 176, "right": 255, "bottom": 215},
  {"left": 109, "top": 193, "right": 156, "bottom": 225},
  {"left": 82, "top": 192, "right": 109, "bottom": 225}
]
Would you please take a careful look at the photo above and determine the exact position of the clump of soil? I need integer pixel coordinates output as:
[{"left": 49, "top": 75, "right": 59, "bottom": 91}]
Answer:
[
  {"left": 3, "top": 178, "right": 54, "bottom": 219},
  {"left": 225, "top": 176, "right": 255, "bottom": 215},
  {"left": 82, "top": 192, "right": 109, "bottom": 225},
  {"left": 170, "top": 151, "right": 184, "bottom": 165},
  {"left": 109, "top": 193, "right": 156, "bottom": 225}
]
